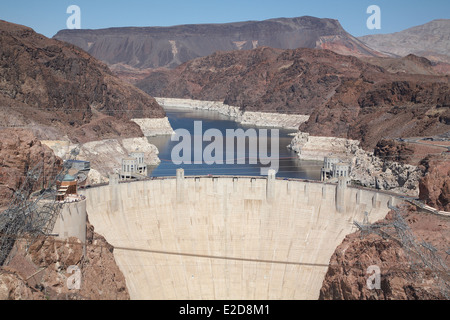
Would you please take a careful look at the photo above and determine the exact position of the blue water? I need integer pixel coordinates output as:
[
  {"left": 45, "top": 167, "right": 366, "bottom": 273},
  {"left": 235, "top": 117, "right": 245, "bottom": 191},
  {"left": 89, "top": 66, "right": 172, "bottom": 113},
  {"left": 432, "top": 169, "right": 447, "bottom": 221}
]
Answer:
[{"left": 147, "top": 106, "right": 322, "bottom": 179}]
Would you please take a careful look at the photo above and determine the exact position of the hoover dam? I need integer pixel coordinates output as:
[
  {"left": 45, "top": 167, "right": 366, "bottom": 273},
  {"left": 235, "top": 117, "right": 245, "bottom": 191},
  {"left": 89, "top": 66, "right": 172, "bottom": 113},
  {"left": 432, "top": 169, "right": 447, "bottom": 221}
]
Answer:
[{"left": 80, "top": 170, "right": 399, "bottom": 300}]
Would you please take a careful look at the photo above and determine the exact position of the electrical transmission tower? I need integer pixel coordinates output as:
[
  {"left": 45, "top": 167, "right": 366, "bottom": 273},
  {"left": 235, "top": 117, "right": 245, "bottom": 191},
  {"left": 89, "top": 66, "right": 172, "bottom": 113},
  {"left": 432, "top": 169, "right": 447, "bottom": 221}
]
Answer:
[{"left": 0, "top": 147, "right": 80, "bottom": 265}]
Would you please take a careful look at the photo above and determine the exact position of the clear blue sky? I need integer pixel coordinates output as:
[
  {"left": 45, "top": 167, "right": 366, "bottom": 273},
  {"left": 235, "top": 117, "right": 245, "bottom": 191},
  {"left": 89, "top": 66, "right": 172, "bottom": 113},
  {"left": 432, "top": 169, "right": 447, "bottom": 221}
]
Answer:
[{"left": 0, "top": 0, "right": 449, "bottom": 38}]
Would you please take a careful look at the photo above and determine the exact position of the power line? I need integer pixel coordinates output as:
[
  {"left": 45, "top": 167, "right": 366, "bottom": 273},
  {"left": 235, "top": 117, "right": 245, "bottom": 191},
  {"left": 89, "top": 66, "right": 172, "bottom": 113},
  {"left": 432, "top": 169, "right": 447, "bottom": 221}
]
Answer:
[{"left": 4, "top": 236, "right": 449, "bottom": 274}]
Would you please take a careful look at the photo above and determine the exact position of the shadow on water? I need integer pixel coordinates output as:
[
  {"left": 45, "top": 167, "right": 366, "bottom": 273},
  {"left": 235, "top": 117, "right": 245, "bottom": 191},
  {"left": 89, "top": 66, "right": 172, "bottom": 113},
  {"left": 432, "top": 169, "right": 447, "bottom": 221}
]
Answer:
[{"left": 147, "top": 106, "right": 322, "bottom": 180}]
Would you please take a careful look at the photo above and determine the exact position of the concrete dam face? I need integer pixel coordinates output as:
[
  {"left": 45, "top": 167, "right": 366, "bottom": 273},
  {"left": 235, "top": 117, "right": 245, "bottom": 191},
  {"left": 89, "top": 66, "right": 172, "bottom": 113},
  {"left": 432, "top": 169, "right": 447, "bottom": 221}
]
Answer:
[{"left": 83, "top": 175, "right": 397, "bottom": 299}]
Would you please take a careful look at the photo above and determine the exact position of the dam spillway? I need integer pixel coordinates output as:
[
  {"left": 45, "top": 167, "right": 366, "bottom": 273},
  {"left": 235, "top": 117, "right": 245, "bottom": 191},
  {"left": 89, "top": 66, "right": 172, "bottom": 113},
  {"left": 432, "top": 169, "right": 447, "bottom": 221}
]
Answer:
[{"left": 83, "top": 174, "right": 397, "bottom": 299}]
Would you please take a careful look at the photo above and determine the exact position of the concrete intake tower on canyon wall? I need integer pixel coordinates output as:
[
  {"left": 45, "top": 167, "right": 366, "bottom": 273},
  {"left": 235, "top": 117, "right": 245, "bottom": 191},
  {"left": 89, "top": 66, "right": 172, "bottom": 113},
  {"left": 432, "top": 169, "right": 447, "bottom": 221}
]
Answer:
[{"left": 78, "top": 170, "right": 398, "bottom": 299}]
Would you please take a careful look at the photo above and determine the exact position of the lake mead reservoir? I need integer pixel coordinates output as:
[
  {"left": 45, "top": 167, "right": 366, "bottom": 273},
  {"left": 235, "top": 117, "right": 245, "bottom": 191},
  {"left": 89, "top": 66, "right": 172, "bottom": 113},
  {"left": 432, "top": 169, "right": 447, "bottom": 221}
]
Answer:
[{"left": 147, "top": 106, "right": 322, "bottom": 179}]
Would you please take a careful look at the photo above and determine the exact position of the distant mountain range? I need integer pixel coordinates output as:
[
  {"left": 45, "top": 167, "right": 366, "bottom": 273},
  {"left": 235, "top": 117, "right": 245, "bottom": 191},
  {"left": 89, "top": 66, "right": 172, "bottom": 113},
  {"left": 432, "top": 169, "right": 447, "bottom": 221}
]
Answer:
[
  {"left": 53, "top": 16, "right": 384, "bottom": 70},
  {"left": 359, "top": 19, "right": 450, "bottom": 64},
  {"left": 52, "top": 16, "right": 450, "bottom": 84}
]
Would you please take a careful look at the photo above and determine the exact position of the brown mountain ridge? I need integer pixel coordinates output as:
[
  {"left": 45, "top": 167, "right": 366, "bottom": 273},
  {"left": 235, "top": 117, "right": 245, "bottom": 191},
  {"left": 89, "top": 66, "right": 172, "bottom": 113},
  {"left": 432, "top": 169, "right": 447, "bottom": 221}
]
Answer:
[
  {"left": 0, "top": 20, "right": 165, "bottom": 144},
  {"left": 136, "top": 46, "right": 450, "bottom": 149},
  {"left": 53, "top": 16, "right": 384, "bottom": 71}
]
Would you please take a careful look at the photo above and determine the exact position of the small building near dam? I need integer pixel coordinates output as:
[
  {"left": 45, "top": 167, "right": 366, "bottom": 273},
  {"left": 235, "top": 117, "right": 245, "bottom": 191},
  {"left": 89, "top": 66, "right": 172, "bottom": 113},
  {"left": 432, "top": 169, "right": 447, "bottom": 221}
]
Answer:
[{"left": 119, "top": 151, "right": 148, "bottom": 181}]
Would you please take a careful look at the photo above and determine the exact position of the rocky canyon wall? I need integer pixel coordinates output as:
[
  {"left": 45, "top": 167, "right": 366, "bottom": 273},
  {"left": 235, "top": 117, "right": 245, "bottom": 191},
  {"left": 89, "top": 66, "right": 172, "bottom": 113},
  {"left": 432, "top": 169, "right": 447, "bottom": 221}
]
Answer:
[{"left": 288, "top": 131, "right": 423, "bottom": 196}]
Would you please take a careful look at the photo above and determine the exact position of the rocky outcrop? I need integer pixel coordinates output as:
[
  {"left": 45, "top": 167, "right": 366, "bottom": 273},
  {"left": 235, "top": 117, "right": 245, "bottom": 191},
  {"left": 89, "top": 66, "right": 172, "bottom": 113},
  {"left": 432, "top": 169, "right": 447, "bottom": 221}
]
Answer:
[
  {"left": 419, "top": 155, "right": 450, "bottom": 211},
  {"left": 79, "top": 137, "right": 160, "bottom": 183},
  {"left": 321, "top": 154, "right": 450, "bottom": 300},
  {"left": 0, "top": 129, "right": 62, "bottom": 209},
  {"left": 138, "top": 47, "right": 450, "bottom": 150},
  {"left": 288, "top": 131, "right": 422, "bottom": 195},
  {"left": 287, "top": 131, "right": 360, "bottom": 161},
  {"left": 42, "top": 137, "right": 161, "bottom": 184},
  {"left": 131, "top": 117, "right": 174, "bottom": 136},
  {"left": 360, "top": 54, "right": 450, "bottom": 76},
  {"left": 2, "top": 218, "right": 130, "bottom": 300},
  {"left": 350, "top": 150, "right": 422, "bottom": 196},
  {"left": 0, "top": 128, "right": 130, "bottom": 299},
  {"left": 79, "top": 219, "right": 130, "bottom": 299},
  {"left": 373, "top": 139, "right": 415, "bottom": 164},
  {"left": 0, "top": 269, "right": 41, "bottom": 300},
  {"left": 238, "top": 111, "right": 309, "bottom": 129},
  {"left": 319, "top": 206, "right": 450, "bottom": 300},
  {"left": 156, "top": 97, "right": 309, "bottom": 129},
  {"left": 0, "top": 133, "right": 129, "bottom": 300},
  {"left": 54, "top": 16, "right": 382, "bottom": 70},
  {"left": 0, "top": 20, "right": 166, "bottom": 144}
]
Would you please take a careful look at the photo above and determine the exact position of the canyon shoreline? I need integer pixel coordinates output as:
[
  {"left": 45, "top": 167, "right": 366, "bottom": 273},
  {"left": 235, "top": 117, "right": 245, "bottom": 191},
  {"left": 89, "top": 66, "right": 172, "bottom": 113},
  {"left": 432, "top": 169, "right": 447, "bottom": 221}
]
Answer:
[
  {"left": 155, "top": 97, "right": 310, "bottom": 130},
  {"left": 130, "top": 117, "right": 175, "bottom": 136},
  {"left": 156, "top": 98, "right": 422, "bottom": 196}
]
